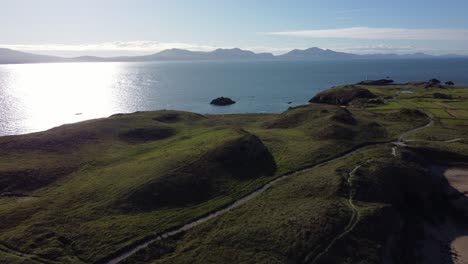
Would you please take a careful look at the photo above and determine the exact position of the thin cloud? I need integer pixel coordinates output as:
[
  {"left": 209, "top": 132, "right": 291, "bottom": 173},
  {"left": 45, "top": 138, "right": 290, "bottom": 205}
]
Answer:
[
  {"left": 267, "top": 27, "right": 468, "bottom": 40},
  {"left": 335, "top": 44, "right": 418, "bottom": 54}
]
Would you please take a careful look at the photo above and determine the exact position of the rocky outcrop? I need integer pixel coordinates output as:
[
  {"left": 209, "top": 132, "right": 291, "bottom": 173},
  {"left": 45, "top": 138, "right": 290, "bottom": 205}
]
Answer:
[
  {"left": 210, "top": 97, "right": 236, "bottom": 106},
  {"left": 309, "top": 86, "right": 377, "bottom": 105}
]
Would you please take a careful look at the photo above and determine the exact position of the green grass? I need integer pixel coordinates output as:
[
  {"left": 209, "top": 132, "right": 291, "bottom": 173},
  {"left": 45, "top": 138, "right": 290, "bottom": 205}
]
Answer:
[
  {"left": 0, "top": 104, "right": 425, "bottom": 263},
  {"left": 1, "top": 82, "right": 468, "bottom": 264},
  {"left": 125, "top": 144, "right": 446, "bottom": 264}
]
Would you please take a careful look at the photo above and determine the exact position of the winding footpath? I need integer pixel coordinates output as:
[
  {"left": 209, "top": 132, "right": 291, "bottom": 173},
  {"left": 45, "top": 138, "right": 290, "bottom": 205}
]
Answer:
[
  {"left": 101, "top": 144, "right": 378, "bottom": 264},
  {"left": 306, "top": 164, "right": 363, "bottom": 264},
  {"left": 306, "top": 108, "right": 435, "bottom": 264},
  {"left": 398, "top": 110, "right": 434, "bottom": 143},
  {"left": 102, "top": 110, "right": 435, "bottom": 264}
]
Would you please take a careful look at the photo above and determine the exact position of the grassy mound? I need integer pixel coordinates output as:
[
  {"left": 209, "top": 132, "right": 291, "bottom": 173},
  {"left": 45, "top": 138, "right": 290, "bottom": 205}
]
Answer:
[
  {"left": 152, "top": 111, "right": 205, "bottom": 123},
  {"left": 399, "top": 108, "right": 426, "bottom": 118},
  {"left": 0, "top": 167, "right": 76, "bottom": 195},
  {"left": 363, "top": 121, "right": 388, "bottom": 139},
  {"left": 152, "top": 113, "right": 181, "bottom": 123},
  {"left": 352, "top": 159, "right": 445, "bottom": 209},
  {"left": 309, "top": 85, "right": 376, "bottom": 105},
  {"left": 263, "top": 104, "right": 332, "bottom": 129},
  {"left": 0, "top": 128, "right": 98, "bottom": 153},
  {"left": 119, "top": 127, "right": 176, "bottom": 143},
  {"left": 118, "top": 132, "right": 276, "bottom": 210},
  {"left": 330, "top": 107, "right": 357, "bottom": 125},
  {"left": 2, "top": 80, "right": 465, "bottom": 264},
  {"left": 316, "top": 124, "right": 356, "bottom": 140},
  {"left": 332, "top": 157, "right": 453, "bottom": 263}
]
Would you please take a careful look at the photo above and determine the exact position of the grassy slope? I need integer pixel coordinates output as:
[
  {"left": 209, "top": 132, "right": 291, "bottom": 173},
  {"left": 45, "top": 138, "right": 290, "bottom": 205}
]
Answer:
[
  {"left": 126, "top": 145, "right": 389, "bottom": 264},
  {"left": 121, "top": 83, "right": 468, "bottom": 264},
  {"left": 0, "top": 83, "right": 467, "bottom": 264},
  {"left": 364, "top": 83, "right": 468, "bottom": 155}
]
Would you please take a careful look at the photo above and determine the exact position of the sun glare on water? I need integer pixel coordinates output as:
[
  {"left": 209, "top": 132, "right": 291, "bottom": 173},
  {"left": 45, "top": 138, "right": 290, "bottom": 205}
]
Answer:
[{"left": 0, "top": 62, "right": 125, "bottom": 135}]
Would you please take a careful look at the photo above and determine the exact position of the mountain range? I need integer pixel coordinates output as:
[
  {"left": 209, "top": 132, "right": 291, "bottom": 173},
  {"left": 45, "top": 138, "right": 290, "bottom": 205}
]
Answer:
[{"left": 0, "top": 47, "right": 466, "bottom": 64}]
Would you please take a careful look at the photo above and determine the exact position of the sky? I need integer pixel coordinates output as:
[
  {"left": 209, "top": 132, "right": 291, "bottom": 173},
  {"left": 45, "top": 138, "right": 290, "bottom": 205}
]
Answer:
[{"left": 1, "top": 0, "right": 468, "bottom": 57}]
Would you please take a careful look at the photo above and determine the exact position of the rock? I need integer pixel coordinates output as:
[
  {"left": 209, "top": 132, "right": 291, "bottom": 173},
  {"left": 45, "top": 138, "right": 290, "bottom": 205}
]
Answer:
[
  {"left": 210, "top": 97, "right": 236, "bottom": 106},
  {"left": 309, "top": 86, "right": 377, "bottom": 105},
  {"left": 445, "top": 81, "right": 455, "bottom": 86},
  {"left": 429, "top": 78, "right": 441, "bottom": 85},
  {"left": 358, "top": 79, "right": 394, "bottom": 85}
]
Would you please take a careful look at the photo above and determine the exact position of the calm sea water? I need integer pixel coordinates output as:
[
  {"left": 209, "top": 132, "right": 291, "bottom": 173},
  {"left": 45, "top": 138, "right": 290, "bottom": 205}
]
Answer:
[{"left": 1, "top": 59, "right": 468, "bottom": 136}]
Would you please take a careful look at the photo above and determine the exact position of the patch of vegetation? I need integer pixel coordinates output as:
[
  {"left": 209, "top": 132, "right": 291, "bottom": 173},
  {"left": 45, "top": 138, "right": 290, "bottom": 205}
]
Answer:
[
  {"left": 358, "top": 79, "right": 394, "bottom": 85},
  {"left": 433, "top": 92, "right": 451, "bottom": 99},
  {"left": 118, "top": 132, "right": 276, "bottom": 210},
  {"left": 1, "top": 81, "right": 467, "bottom": 264},
  {"left": 119, "top": 127, "right": 176, "bottom": 143},
  {"left": 309, "top": 86, "right": 376, "bottom": 105},
  {"left": 330, "top": 107, "right": 357, "bottom": 125}
]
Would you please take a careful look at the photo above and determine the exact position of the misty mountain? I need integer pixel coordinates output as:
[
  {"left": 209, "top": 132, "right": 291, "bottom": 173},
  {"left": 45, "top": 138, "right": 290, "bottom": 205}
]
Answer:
[
  {"left": 0, "top": 48, "right": 67, "bottom": 64},
  {"left": 0, "top": 47, "right": 466, "bottom": 65},
  {"left": 129, "top": 48, "right": 275, "bottom": 61},
  {"left": 277, "top": 47, "right": 359, "bottom": 60}
]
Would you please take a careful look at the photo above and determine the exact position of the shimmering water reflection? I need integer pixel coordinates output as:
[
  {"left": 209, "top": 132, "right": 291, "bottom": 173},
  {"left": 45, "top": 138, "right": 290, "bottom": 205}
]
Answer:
[{"left": 1, "top": 59, "right": 468, "bottom": 135}]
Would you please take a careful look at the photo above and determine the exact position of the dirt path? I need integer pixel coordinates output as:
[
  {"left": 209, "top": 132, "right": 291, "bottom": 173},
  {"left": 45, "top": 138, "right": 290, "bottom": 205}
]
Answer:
[
  {"left": 101, "top": 144, "right": 383, "bottom": 264},
  {"left": 306, "top": 164, "right": 362, "bottom": 264},
  {"left": 398, "top": 110, "right": 434, "bottom": 142},
  {"left": 406, "top": 138, "right": 465, "bottom": 143},
  {"left": 102, "top": 111, "right": 435, "bottom": 264},
  {"left": 391, "top": 108, "right": 434, "bottom": 156}
]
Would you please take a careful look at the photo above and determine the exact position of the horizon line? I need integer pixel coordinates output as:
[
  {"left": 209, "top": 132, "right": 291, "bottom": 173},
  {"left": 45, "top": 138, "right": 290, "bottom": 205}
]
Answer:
[{"left": 2, "top": 46, "right": 468, "bottom": 60}]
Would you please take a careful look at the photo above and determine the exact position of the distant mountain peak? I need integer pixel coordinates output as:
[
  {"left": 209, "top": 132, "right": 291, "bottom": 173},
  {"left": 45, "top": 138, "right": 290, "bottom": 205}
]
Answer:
[{"left": 0, "top": 46, "right": 466, "bottom": 65}]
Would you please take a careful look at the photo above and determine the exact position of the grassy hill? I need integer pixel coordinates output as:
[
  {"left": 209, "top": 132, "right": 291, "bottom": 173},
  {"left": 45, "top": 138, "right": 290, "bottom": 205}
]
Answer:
[{"left": 1, "top": 82, "right": 467, "bottom": 263}]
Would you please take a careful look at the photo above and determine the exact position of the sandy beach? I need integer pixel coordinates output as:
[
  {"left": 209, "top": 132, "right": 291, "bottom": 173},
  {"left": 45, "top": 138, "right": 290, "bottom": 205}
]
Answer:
[{"left": 420, "top": 166, "right": 468, "bottom": 264}]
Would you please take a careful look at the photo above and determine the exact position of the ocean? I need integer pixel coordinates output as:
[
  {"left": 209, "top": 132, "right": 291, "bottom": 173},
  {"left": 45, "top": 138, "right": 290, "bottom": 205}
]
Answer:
[{"left": 1, "top": 58, "right": 468, "bottom": 135}]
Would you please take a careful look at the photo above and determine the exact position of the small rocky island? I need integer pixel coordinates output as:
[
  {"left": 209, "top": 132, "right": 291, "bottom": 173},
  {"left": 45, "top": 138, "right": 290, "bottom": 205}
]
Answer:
[{"left": 210, "top": 97, "right": 236, "bottom": 106}]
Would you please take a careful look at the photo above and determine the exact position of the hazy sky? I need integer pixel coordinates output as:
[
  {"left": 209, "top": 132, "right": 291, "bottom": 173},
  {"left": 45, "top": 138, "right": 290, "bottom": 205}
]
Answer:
[{"left": 2, "top": 0, "right": 468, "bottom": 56}]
